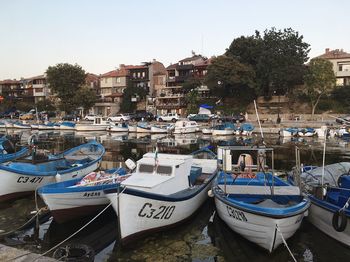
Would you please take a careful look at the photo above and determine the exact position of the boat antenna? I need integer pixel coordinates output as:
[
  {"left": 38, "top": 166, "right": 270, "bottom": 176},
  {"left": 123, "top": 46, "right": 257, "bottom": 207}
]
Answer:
[{"left": 253, "top": 100, "right": 265, "bottom": 145}]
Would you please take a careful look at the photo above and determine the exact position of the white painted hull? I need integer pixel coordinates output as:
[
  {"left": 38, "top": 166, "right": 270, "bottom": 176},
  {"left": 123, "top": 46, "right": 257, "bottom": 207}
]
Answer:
[
  {"left": 40, "top": 190, "right": 109, "bottom": 212},
  {"left": 107, "top": 126, "right": 129, "bottom": 132},
  {"left": 38, "top": 125, "right": 55, "bottom": 130},
  {"left": 308, "top": 202, "right": 350, "bottom": 246},
  {"left": 173, "top": 126, "right": 197, "bottom": 134},
  {"left": 13, "top": 124, "right": 31, "bottom": 129},
  {"left": 212, "top": 129, "right": 234, "bottom": 136},
  {"left": 202, "top": 128, "right": 212, "bottom": 134},
  {"left": 281, "top": 130, "right": 294, "bottom": 137},
  {"left": 30, "top": 124, "right": 39, "bottom": 129},
  {"left": 128, "top": 126, "right": 137, "bottom": 132},
  {"left": 215, "top": 197, "right": 305, "bottom": 252},
  {"left": 136, "top": 126, "right": 151, "bottom": 133},
  {"left": 0, "top": 162, "right": 100, "bottom": 201},
  {"left": 59, "top": 125, "right": 76, "bottom": 130},
  {"left": 107, "top": 182, "right": 211, "bottom": 242},
  {"left": 5, "top": 123, "right": 14, "bottom": 128},
  {"left": 75, "top": 124, "right": 109, "bottom": 131},
  {"left": 150, "top": 126, "right": 168, "bottom": 134},
  {"left": 241, "top": 130, "right": 252, "bottom": 136},
  {"left": 298, "top": 132, "right": 315, "bottom": 137}
]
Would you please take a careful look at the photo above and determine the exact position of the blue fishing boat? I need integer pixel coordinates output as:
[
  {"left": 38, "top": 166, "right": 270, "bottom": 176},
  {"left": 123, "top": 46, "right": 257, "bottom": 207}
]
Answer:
[
  {"left": 212, "top": 146, "right": 310, "bottom": 252},
  {"left": 239, "top": 123, "right": 255, "bottom": 136},
  {"left": 38, "top": 167, "right": 129, "bottom": 223},
  {"left": 0, "top": 141, "right": 105, "bottom": 202},
  {"left": 59, "top": 121, "right": 76, "bottom": 130},
  {"left": 0, "top": 138, "right": 29, "bottom": 163}
]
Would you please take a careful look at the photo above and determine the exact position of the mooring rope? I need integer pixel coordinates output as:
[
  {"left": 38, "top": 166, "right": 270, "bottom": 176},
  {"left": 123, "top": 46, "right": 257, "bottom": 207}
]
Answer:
[
  {"left": 276, "top": 224, "right": 297, "bottom": 262},
  {"left": 31, "top": 202, "right": 113, "bottom": 262}
]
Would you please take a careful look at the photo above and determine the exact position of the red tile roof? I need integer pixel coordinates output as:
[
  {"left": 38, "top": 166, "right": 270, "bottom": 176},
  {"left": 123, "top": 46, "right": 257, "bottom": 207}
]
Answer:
[
  {"left": 122, "top": 65, "right": 147, "bottom": 70},
  {"left": 316, "top": 48, "right": 350, "bottom": 59},
  {"left": 0, "top": 79, "right": 21, "bottom": 84},
  {"left": 101, "top": 69, "right": 128, "bottom": 78}
]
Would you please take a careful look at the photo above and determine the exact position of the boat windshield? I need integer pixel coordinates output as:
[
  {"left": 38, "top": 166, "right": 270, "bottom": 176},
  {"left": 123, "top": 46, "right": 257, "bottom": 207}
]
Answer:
[{"left": 139, "top": 164, "right": 172, "bottom": 175}]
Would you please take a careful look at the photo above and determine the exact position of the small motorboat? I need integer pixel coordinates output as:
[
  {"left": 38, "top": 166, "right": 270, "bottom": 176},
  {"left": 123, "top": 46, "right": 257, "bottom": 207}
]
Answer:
[
  {"left": 0, "top": 138, "right": 29, "bottom": 164},
  {"left": 108, "top": 122, "right": 129, "bottom": 132},
  {"left": 280, "top": 127, "right": 298, "bottom": 137},
  {"left": 104, "top": 151, "right": 218, "bottom": 244},
  {"left": 59, "top": 121, "right": 76, "bottom": 130},
  {"left": 173, "top": 120, "right": 199, "bottom": 134},
  {"left": 136, "top": 122, "right": 151, "bottom": 133},
  {"left": 0, "top": 141, "right": 105, "bottom": 202},
  {"left": 128, "top": 125, "right": 137, "bottom": 133},
  {"left": 75, "top": 117, "right": 110, "bottom": 131},
  {"left": 239, "top": 123, "right": 255, "bottom": 136},
  {"left": 38, "top": 167, "right": 130, "bottom": 223},
  {"left": 298, "top": 127, "right": 316, "bottom": 137},
  {"left": 150, "top": 124, "right": 173, "bottom": 134},
  {"left": 211, "top": 122, "right": 236, "bottom": 136},
  {"left": 212, "top": 146, "right": 310, "bottom": 252}
]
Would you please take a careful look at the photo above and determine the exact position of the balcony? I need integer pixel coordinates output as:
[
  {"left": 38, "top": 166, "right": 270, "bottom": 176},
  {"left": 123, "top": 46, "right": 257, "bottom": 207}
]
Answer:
[
  {"left": 157, "top": 93, "right": 185, "bottom": 99},
  {"left": 156, "top": 101, "right": 187, "bottom": 110}
]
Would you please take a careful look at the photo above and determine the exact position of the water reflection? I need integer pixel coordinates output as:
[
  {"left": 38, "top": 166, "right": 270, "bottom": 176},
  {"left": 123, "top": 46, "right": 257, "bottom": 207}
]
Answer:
[{"left": 0, "top": 130, "right": 349, "bottom": 261}]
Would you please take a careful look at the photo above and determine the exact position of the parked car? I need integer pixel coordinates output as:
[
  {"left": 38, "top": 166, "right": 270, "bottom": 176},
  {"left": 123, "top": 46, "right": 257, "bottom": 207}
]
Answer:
[
  {"left": 219, "top": 114, "right": 245, "bottom": 123},
  {"left": 131, "top": 111, "right": 154, "bottom": 122},
  {"left": 107, "top": 113, "right": 131, "bottom": 122},
  {"left": 188, "top": 114, "right": 212, "bottom": 122},
  {"left": 84, "top": 114, "right": 98, "bottom": 121},
  {"left": 336, "top": 115, "right": 350, "bottom": 124},
  {"left": 62, "top": 114, "right": 78, "bottom": 121},
  {"left": 156, "top": 113, "right": 179, "bottom": 122},
  {"left": 19, "top": 113, "right": 34, "bottom": 120}
]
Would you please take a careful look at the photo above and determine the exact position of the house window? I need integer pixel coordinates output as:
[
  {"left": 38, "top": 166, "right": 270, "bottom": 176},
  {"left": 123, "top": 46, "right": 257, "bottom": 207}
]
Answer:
[
  {"left": 116, "top": 77, "right": 120, "bottom": 83},
  {"left": 104, "top": 78, "right": 107, "bottom": 83},
  {"left": 339, "top": 65, "right": 343, "bottom": 71},
  {"left": 35, "top": 88, "right": 43, "bottom": 93},
  {"left": 142, "top": 72, "right": 145, "bottom": 78},
  {"left": 137, "top": 72, "right": 141, "bottom": 78}
]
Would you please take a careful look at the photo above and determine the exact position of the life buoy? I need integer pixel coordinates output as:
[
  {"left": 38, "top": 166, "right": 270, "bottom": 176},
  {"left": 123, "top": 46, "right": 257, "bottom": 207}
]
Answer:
[
  {"left": 53, "top": 243, "right": 95, "bottom": 262},
  {"left": 332, "top": 209, "right": 347, "bottom": 232}
]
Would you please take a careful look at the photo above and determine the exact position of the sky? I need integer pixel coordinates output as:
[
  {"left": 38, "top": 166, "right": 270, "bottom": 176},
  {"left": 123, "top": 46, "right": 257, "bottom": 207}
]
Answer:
[{"left": 0, "top": 0, "right": 348, "bottom": 79}]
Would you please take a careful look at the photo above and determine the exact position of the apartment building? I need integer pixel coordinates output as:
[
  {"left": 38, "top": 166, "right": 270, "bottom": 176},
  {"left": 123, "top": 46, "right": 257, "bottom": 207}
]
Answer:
[{"left": 316, "top": 48, "right": 350, "bottom": 86}]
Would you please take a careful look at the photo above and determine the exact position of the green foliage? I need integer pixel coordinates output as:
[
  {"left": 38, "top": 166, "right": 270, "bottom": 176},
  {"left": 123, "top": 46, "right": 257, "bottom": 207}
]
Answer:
[
  {"left": 120, "top": 85, "right": 148, "bottom": 113},
  {"left": 73, "top": 87, "right": 97, "bottom": 114},
  {"left": 35, "top": 99, "right": 56, "bottom": 112},
  {"left": 182, "top": 77, "right": 203, "bottom": 93},
  {"left": 185, "top": 89, "right": 199, "bottom": 114},
  {"left": 330, "top": 85, "right": 350, "bottom": 113},
  {"left": 14, "top": 101, "right": 33, "bottom": 112},
  {"left": 46, "top": 63, "right": 86, "bottom": 113},
  {"left": 205, "top": 55, "right": 256, "bottom": 98},
  {"left": 304, "top": 58, "right": 336, "bottom": 116},
  {"left": 225, "top": 28, "right": 310, "bottom": 96}
]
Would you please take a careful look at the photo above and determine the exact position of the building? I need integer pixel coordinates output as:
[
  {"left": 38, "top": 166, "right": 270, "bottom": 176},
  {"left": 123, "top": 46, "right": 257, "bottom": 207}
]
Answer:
[
  {"left": 316, "top": 48, "right": 350, "bottom": 86},
  {"left": 94, "top": 68, "right": 128, "bottom": 116},
  {"left": 25, "top": 75, "right": 51, "bottom": 103},
  {"left": 156, "top": 54, "right": 208, "bottom": 116}
]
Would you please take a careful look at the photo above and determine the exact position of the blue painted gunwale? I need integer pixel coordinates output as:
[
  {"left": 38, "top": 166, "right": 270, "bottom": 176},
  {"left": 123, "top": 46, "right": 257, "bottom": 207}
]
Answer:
[
  {"left": 0, "top": 146, "right": 29, "bottom": 163},
  {"left": 0, "top": 141, "right": 104, "bottom": 176},
  {"left": 104, "top": 170, "right": 217, "bottom": 202},
  {"left": 309, "top": 193, "right": 350, "bottom": 217},
  {"left": 214, "top": 171, "right": 310, "bottom": 218},
  {"left": 60, "top": 122, "right": 76, "bottom": 128},
  {"left": 38, "top": 168, "right": 126, "bottom": 194}
]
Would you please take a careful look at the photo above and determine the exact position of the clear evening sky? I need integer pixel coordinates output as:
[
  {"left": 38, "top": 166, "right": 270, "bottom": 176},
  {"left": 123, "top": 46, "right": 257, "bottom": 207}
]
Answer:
[{"left": 0, "top": 0, "right": 347, "bottom": 79}]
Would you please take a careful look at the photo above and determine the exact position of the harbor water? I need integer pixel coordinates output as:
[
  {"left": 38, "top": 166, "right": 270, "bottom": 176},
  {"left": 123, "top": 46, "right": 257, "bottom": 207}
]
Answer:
[{"left": 0, "top": 129, "right": 350, "bottom": 261}]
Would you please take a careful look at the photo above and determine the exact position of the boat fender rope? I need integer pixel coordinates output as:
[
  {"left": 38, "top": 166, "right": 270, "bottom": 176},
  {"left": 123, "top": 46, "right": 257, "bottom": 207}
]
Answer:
[{"left": 332, "top": 197, "right": 349, "bottom": 232}]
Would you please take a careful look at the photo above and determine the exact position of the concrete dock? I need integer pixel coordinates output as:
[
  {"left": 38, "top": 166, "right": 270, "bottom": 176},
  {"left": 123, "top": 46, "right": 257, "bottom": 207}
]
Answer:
[{"left": 0, "top": 244, "right": 58, "bottom": 262}]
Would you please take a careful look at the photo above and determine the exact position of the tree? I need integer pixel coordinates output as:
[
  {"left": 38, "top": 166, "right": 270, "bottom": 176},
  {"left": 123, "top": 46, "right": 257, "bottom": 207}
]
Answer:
[
  {"left": 35, "top": 99, "right": 56, "bottom": 112},
  {"left": 46, "top": 63, "right": 86, "bottom": 113},
  {"left": 185, "top": 89, "right": 199, "bottom": 114},
  {"left": 73, "top": 87, "right": 97, "bottom": 116},
  {"left": 205, "top": 55, "right": 256, "bottom": 99},
  {"left": 225, "top": 28, "right": 310, "bottom": 96},
  {"left": 304, "top": 58, "right": 336, "bottom": 118},
  {"left": 120, "top": 85, "right": 148, "bottom": 113}
]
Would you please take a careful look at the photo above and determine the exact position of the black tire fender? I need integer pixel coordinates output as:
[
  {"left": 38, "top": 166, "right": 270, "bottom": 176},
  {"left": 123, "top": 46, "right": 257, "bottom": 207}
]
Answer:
[{"left": 332, "top": 209, "right": 347, "bottom": 232}]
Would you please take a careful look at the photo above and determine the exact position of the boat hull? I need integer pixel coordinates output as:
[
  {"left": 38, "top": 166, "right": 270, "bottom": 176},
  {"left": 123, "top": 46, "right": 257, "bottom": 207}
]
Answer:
[
  {"left": 0, "top": 162, "right": 100, "bottom": 202},
  {"left": 150, "top": 126, "right": 168, "bottom": 134},
  {"left": 107, "top": 182, "right": 212, "bottom": 244},
  {"left": 214, "top": 196, "right": 305, "bottom": 252},
  {"left": 136, "top": 126, "right": 151, "bottom": 133},
  {"left": 308, "top": 199, "right": 350, "bottom": 247},
  {"left": 108, "top": 126, "right": 129, "bottom": 132},
  {"left": 75, "top": 125, "right": 109, "bottom": 131},
  {"left": 212, "top": 129, "right": 234, "bottom": 136},
  {"left": 173, "top": 126, "right": 197, "bottom": 134}
]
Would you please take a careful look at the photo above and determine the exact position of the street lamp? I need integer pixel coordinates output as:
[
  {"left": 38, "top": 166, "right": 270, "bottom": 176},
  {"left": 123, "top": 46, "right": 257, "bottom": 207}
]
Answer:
[{"left": 274, "top": 90, "right": 281, "bottom": 124}]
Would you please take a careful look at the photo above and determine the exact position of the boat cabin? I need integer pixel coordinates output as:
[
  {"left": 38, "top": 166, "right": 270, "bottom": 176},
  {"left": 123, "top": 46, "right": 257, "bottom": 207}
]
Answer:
[{"left": 121, "top": 153, "right": 194, "bottom": 195}]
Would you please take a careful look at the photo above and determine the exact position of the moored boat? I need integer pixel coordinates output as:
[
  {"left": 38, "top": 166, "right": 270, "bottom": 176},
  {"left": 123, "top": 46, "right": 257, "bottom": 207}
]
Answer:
[
  {"left": 38, "top": 167, "right": 130, "bottom": 223},
  {"left": 173, "top": 120, "right": 199, "bottom": 134},
  {"left": 59, "top": 121, "right": 76, "bottom": 130},
  {"left": 212, "top": 146, "right": 310, "bottom": 252},
  {"left": 75, "top": 117, "right": 110, "bottom": 131},
  {"left": 136, "top": 122, "right": 151, "bottom": 133},
  {"left": 0, "top": 141, "right": 105, "bottom": 202},
  {"left": 13, "top": 122, "right": 31, "bottom": 129},
  {"left": 104, "top": 152, "right": 218, "bottom": 244},
  {"left": 211, "top": 122, "right": 235, "bottom": 136},
  {"left": 107, "top": 122, "right": 129, "bottom": 132},
  {"left": 0, "top": 138, "right": 29, "bottom": 163}
]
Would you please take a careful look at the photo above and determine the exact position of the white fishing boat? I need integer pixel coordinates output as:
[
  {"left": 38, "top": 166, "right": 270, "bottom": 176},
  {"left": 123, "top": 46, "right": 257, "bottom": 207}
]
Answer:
[
  {"left": 173, "top": 120, "right": 199, "bottom": 134},
  {"left": 211, "top": 123, "right": 236, "bottom": 136},
  {"left": 212, "top": 146, "right": 310, "bottom": 252},
  {"left": 297, "top": 127, "right": 316, "bottom": 137},
  {"left": 38, "top": 122, "right": 56, "bottom": 130},
  {"left": 136, "top": 122, "right": 151, "bottom": 133},
  {"left": 128, "top": 125, "right": 137, "bottom": 133},
  {"left": 280, "top": 127, "right": 298, "bottom": 137},
  {"left": 38, "top": 168, "right": 130, "bottom": 223},
  {"left": 59, "top": 121, "right": 76, "bottom": 130},
  {"left": 107, "top": 122, "right": 129, "bottom": 132},
  {"left": 202, "top": 128, "right": 213, "bottom": 135},
  {"left": 104, "top": 151, "right": 218, "bottom": 244},
  {"left": 0, "top": 141, "right": 105, "bottom": 202},
  {"left": 150, "top": 124, "right": 172, "bottom": 134},
  {"left": 75, "top": 117, "right": 110, "bottom": 131},
  {"left": 4, "top": 121, "right": 14, "bottom": 128}
]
